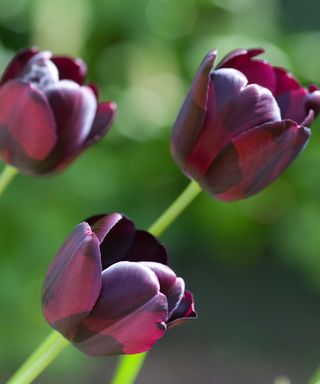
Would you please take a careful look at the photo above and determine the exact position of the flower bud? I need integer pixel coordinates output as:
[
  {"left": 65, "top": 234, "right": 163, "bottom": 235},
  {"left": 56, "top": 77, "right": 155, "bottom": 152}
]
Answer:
[
  {"left": 42, "top": 213, "right": 196, "bottom": 355},
  {"left": 0, "top": 48, "right": 116, "bottom": 175}
]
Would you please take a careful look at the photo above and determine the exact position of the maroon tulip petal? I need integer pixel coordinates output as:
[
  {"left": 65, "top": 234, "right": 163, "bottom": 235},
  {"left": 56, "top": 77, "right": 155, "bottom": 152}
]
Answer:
[
  {"left": 41, "top": 81, "right": 96, "bottom": 169},
  {"left": 186, "top": 79, "right": 281, "bottom": 179},
  {"left": 86, "top": 213, "right": 124, "bottom": 243},
  {"left": 203, "top": 120, "right": 310, "bottom": 201},
  {"left": 276, "top": 87, "right": 308, "bottom": 123},
  {"left": 73, "top": 261, "right": 168, "bottom": 355},
  {"left": 167, "top": 291, "right": 197, "bottom": 328},
  {"left": 306, "top": 90, "right": 320, "bottom": 116},
  {"left": 171, "top": 50, "right": 217, "bottom": 168},
  {"left": 51, "top": 56, "right": 87, "bottom": 85},
  {"left": 273, "top": 67, "right": 301, "bottom": 95},
  {"left": 126, "top": 230, "right": 168, "bottom": 265},
  {"left": 218, "top": 48, "right": 276, "bottom": 93},
  {"left": 42, "top": 222, "right": 102, "bottom": 339},
  {"left": 0, "top": 80, "right": 57, "bottom": 163},
  {"left": 84, "top": 102, "right": 117, "bottom": 148},
  {"left": 0, "top": 47, "right": 39, "bottom": 85},
  {"left": 98, "top": 216, "right": 136, "bottom": 269}
]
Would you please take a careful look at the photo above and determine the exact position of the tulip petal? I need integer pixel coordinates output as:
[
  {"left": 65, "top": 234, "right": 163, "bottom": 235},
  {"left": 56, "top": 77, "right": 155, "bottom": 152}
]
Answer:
[
  {"left": 273, "top": 67, "right": 300, "bottom": 95},
  {"left": 306, "top": 90, "right": 320, "bottom": 116},
  {"left": 171, "top": 50, "right": 217, "bottom": 168},
  {"left": 84, "top": 102, "right": 117, "bottom": 148},
  {"left": 73, "top": 261, "right": 168, "bottom": 355},
  {"left": 86, "top": 213, "right": 124, "bottom": 243},
  {"left": 51, "top": 56, "right": 87, "bottom": 85},
  {"left": 98, "top": 216, "right": 136, "bottom": 269},
  {"left": 0, "top": 47, "right": 39, "bottom": 85},
  {"left": 38, "top": 81, "right": 97, "bottom": 171},
  {"left": 126, "top": 230, "right": 168, "bottom": 264},
  {"left": 0, "top": 80, "right": 57, "bottom": 169},
  {"left": 218, "top": 48, "right": 276, "bottom": 93},
  {"left": 42, "top": 223, "right": 102, "bottom": 338},
  {"left": 139, "top": 262, "right": 185, "bottom": 316},
  {"left": 186, "top": 80, "right": 281, "bottom": 178},
  {"left": 203, "top": 120, "right": 310, "bottom": 201},
  {"left": 167, "top": 291, "right": 197, "bottom": 328},
  {"left": 276, "top": 87, "right": 308, "bottom": 123}
]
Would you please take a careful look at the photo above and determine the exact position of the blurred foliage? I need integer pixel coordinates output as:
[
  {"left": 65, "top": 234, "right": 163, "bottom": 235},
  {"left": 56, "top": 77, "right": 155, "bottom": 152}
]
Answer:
[{"left": 1, "top": 0, "right": 320, "bottom": 383}]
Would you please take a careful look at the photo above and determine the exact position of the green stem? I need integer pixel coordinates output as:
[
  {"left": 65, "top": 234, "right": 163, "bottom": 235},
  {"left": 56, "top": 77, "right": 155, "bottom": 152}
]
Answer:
[
  {"left": 110, "top": 180, "right": 201, "bottom": 384},
  {"left": 6, "top": 180, "right": 201, "bottom": 384},
  {"left": 0, "top": 165, "right": 18, "bottom": 198},
  {"left": 308, "top": 366, "right": 320, "bottom": 384},
  {"left": 148, "top": 180, "right": 201, "bottom": 237},
  {"left": 6, "top": 332, "right": 69, "bottom": 384}
]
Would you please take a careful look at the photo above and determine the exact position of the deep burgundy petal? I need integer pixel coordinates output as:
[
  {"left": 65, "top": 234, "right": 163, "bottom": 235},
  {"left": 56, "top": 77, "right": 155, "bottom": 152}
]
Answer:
[
  {"left": 86, "top": 213, "right": 124, "bottom": 243},
  {"left": 126, "top": 230, "right": 168, "bottom": 265},
  {"left": 38, "top": 81, "right": 96, "bottom": 171},
  {"left": 186, "top": 77, "right": 281, "bottom": 179},
  {"left": 202, "top": 120, "right": 310, "bottom": 201},
  {"left": 171, "top": 50, "right": 217, "bottom": 168},
  {"left": 98, "top": 216, "right": 136, "bottom": 269},
  {"left": 0, "top": 47, "right": 39, "bottom": 85},
  {"left": 273, "top": 67, "right": 301, "bottom": 96},
  {"left": 306, "top": 90, "right": 320, "bottom": 116},
  {"left": 167, "top": 291, "right": 197, "bottom": 328},
  {"left": 51, "top": 56, "right": 87, "bottom": 85},
  {"left": 0, "top": 80, "right": 57, "bottom": 171},
  {"left": 83, "top": 102, "right": 117, "bottom": 148},
  {"left": 73, "top": 261, "right": 168, "bottom": 355},
  {"left": 218, "top": 48, "right": 276, "bottom": 93},
  {"left": 276, "top": 87, "right": 308, "bottom": 123},
  {"left": 42, "top": 223, "right": 102, "bottom": 339}
]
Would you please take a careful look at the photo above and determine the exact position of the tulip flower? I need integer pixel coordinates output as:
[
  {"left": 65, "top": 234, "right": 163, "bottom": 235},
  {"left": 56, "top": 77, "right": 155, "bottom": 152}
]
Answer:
[
  {"left": 0, "top": 48, "right": 116, "bottom": 175},
  {"left": 171, "top": 48, "right": 320, "bottom": 201},
  {"left": 42, "top": 213, "right": 196, "bottom": 356}
]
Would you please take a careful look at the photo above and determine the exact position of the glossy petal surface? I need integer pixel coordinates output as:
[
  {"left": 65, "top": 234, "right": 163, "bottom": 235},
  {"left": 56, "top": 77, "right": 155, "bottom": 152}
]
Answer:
[
  {"left": 40, "top": 81, "right": 96, "bottom": 171},
  {"left": 0, "top": 48, "right": 38, "bottom": 84},
  {"left": 171, "top": 50, "right": 216, "bottom": 168},
  {"left": 203, "top": 120, "right": 310, "bottom": 201},
  {"left": 42, "top": 223, "right": 102, "bottom": 338},
  {"left": 73, "top": 261, "right": 168, "bottom": 355},
  {"left": 51, "top": 56, "right": 87, "bottom": 85},
  {"left": 0, "top": 80, "right": 57, "bottom": 169},
  {"left": 218, "top": 48, "right": 276, "bottom": 93},
  {"left": 84, "top": 102, "right": 117, "bottom": 147},
  {"left": 186, "top": 72, "right": 281, "bottom": 178},
  {"left": 167, "top": 291, "right": 197, "bottom": 328}
]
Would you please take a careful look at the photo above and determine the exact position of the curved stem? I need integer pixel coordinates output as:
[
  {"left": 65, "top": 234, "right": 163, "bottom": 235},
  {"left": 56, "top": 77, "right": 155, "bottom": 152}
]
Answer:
[
  {"left": 6, "top": 332, "right": 68, "bottom": 384},
  {"left": 6, "top": 180, "right": 201, "bottom": 384},
  {"left": 0, "top": 165, "right": 18, "bottom": 198},
  {"left": 110, "top": 180, "right": 201, "bottom": 384}
]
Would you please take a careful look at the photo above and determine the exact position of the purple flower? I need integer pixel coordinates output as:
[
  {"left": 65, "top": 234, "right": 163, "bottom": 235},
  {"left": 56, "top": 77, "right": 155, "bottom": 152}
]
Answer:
[
  {"left": 0, "top": 48, "right": 116, "bottom": 175},
  {"left": 42, "top": 213, "right": 196, "bottom": 356},
  {"left": 171, "top": 48, "right": 320, "bottom": 201}
]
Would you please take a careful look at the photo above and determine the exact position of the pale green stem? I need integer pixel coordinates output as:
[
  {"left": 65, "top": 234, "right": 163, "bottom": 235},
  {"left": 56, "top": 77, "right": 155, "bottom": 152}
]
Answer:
[
  {"left": 6, "top": 332, "right": 69, "bottom": 384},
  {"left": 308, "top": 366, "right": 320, "bottom": 384},
  {"left": 0, "top": 165, "right": 18, "bottom": 198},
  {"left": 6, "top": 180, "right": 201, "bottom": 384},
  {"left": 110, "top": 180, "right": 201, "bottom": 384}
]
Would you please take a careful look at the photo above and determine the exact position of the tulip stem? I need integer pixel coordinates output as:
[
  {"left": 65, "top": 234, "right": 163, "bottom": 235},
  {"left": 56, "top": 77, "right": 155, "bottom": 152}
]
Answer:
[
  {"left": 148, "top": 180, "right": 202, "bottom": 237},
  {"left": 110, "top": 180, "right": 202, "bottom": 384},
  {"left": 6, "top": 331, "right": 68, "bottom": 384},
  {"left": 6, "top": 180, "right": 201, "bottom": 384},
  {"left": 0, "top": 165, "right": 18, "bottom": 198}
]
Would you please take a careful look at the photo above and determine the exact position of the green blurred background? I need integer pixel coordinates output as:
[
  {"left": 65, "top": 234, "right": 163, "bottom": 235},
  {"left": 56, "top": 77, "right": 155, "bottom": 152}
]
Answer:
[{"left": 1, "top": 0, "right": 320, "bottom": 383}]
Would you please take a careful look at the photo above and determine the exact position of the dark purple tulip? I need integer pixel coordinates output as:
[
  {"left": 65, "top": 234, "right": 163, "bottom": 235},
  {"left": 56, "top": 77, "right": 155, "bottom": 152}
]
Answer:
[
  {"left": 171, "top": 48, "right": 320, "bottom": 201},
  {"left": 0, "top": 48, "right": 116, "bottom": 175},
  {"left": 42, "top": 213, "right": 196, "bottom": 356}
]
